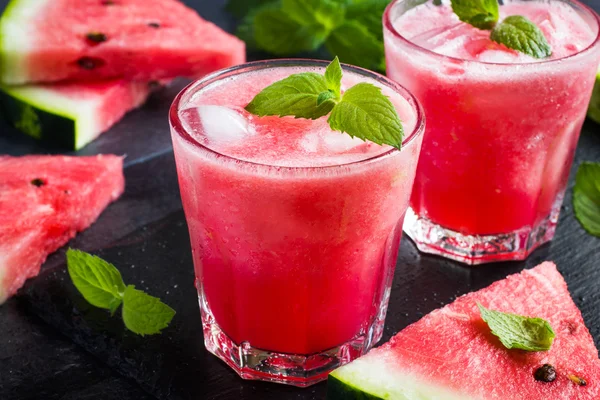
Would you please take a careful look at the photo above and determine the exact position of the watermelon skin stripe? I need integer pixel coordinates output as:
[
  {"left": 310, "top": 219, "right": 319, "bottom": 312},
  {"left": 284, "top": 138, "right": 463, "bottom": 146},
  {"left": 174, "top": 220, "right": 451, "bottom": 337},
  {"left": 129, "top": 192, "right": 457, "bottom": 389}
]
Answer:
[
  {"left": 0, "top": 87, "right": 77, "bottom": 148},
  {"left": 327, "top": 375, "right": 384, "bottom": 400}
]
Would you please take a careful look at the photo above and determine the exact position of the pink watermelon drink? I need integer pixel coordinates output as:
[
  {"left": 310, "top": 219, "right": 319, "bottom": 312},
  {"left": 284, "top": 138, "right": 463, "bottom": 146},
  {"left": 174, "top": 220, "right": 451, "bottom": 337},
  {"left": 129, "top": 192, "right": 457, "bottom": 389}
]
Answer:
[
  {"left": 169, "top": 60, "right": 425, "bottom": 386},
  {"left": 384, "top": 0, "right": 600, "bottom": 264}
]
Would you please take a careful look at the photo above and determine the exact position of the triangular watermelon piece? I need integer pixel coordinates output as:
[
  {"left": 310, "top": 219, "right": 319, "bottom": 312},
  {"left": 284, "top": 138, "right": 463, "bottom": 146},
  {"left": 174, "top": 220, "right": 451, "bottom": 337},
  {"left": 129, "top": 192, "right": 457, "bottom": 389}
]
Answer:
[
  {"left": 0, "top": 0, "right": 246, "bottom": 84},
  {"left": 0, "top": 155, "right": 124, "bottom": 303},
  {"left": 328, "top": 262, "right": 600, "bottom": 399},
  {"left": 0, "top": 80, "right": 158, "bottom": 149}
]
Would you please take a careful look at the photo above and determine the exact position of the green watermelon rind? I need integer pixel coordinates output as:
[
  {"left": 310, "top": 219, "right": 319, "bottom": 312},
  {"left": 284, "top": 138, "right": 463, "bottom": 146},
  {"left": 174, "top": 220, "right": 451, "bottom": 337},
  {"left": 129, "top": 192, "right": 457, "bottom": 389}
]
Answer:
[
  {"left": 587, "top": 66, "right": 600, "bottom": 124},
  {"left": 0, "top": 85, "right": 97, "bottom": 150},
  {"left": 327, "top": 373, "right": 385, "bottom": 400},
  {"left": 0, "top": 0, "right": 43, "bottom": 84}
]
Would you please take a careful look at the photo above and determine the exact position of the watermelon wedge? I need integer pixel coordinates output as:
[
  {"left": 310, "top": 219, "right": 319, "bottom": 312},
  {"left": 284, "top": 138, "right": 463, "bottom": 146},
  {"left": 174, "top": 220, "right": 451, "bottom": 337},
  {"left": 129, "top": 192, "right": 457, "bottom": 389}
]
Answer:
[
  {"left": 0, "top": 80, "right": 157, "bottom": 149},
  {"left": 0, "top": 155, "right": 124, "bottom": 304},
  {"left": 0, "top": 0, "right": 246, "bottom": 84},
  {"left": 328, "top": 262, "right": 600, "bottom": 399}
]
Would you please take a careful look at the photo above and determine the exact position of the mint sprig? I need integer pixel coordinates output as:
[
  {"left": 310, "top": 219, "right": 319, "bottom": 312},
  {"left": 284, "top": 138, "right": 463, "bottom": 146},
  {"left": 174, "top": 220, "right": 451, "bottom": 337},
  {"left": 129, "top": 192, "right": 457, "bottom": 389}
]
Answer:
[
  {"left": 573, "top": 162, "right": 600, "bottom": 237},
  {"left": 245, "top": 57, "right": 404, "bottom": 149},
  {"left": 66, "top": 249, "right": 175, "bottom": 336},
  {"left": 450, "top": 0, "right": 552, "bottom": 59},
  {"left": 478, "top": 303, "right": 555, "bottom": 352},
  {"left": 228, "top": 0, "right": 386, "bottom": 73},
  {"left": 451, "top": 0, "right": 499, "bottom": 30},
  {"left": 490, "top": 16, "right": 553, "bottom": 59}
]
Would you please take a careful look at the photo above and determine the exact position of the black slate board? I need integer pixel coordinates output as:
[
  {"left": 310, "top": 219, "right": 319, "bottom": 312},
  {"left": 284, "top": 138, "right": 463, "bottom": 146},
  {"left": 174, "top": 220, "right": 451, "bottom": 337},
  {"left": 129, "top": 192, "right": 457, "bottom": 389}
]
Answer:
[{"left": 1, "top": 0, "right": 600, "bottom": 399}]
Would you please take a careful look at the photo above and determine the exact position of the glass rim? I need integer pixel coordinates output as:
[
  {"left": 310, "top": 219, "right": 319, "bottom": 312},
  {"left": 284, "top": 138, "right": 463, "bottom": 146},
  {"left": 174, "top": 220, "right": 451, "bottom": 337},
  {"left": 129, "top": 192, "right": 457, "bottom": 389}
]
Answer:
[
  {"left": 383, "top": 0, "right": 600, "bottom": 67},
  {"left": 169, "top": 58, "right": 425, "bottom": 172}
]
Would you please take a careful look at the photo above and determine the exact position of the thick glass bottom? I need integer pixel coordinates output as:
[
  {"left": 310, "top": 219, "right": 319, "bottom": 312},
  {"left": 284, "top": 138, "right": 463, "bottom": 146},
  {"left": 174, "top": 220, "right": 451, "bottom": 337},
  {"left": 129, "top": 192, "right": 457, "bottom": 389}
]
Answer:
[
  {"left": 403, "top": 202, "right": 561, "bottom": 265},
  {"left": 199, "top": 289, "right": 384, "bottom": 387}
]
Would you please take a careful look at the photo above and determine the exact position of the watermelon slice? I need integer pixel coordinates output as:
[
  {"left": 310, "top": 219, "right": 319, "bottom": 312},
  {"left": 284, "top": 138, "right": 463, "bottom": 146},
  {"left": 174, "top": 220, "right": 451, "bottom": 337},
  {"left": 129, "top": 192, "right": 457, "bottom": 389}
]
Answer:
[
  {"left": 328, "top": 262, "right": 600, "bottom": 399},
  {"left": 0, "top": 0, "right": 246, "bottom": 84},
  {"left": 0, "top": 155, "right": 124, "bottom": 304},
  {"left": 0, "top": 80, "right": 156, "bottom": 149}
]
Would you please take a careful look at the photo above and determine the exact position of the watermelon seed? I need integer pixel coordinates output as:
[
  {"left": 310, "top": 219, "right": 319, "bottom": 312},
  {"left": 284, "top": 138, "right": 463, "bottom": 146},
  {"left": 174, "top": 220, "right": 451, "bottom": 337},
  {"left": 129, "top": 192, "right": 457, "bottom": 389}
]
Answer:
[
  {"left": 77, "top": 57, "right": 106, "bottom": 70},
  {"left": 86, "top": 32, "right": 107, "bottom": 44},
  {"left": 568, "top": 374, "right": 587, "bottom": 386},
  {"left": 30, "top": 178, "right": 45, "bottom": 187},
  {"left": 534, "top": 364, "right": 556, "bottom": 383},
  {"left": 101, "top": 0, "right": 116, "bottom": 5},
  {"left": 148, "top": 22, "right": 161, "bottom": 28}
]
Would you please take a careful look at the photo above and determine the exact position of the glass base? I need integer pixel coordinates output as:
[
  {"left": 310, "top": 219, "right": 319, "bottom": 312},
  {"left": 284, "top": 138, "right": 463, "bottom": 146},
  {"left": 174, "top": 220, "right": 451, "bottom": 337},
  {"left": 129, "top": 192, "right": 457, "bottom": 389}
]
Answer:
[
  {"left": 199, "top": 290, "right": 383, "bottom": 387},
  {"left": 403, "top": 206, "right": 559, "bottom": 265}
]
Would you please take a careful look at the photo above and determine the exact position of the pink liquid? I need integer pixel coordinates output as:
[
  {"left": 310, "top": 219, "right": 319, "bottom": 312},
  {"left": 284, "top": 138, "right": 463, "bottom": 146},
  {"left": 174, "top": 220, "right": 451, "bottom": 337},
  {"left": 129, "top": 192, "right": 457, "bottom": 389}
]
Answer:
[
  {"left": 171, "top": 65, "right": 423, "bottom": 355},
  {"left": 385, "top": 0, "right": 600, "bottom": 236}
]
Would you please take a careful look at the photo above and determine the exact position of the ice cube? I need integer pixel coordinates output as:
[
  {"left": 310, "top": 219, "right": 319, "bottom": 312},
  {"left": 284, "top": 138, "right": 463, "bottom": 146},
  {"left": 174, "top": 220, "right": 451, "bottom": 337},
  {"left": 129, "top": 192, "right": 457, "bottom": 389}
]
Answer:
[
  {"left": 299, "top": 132, "right": 320, "bottom": 153},
  {"left": 477, "top": 49, "right": 522, "bottom": 64},
  {"left": 179, "top": 105, "right": 253, "bottom": 144},
  {"left": 321, "top": 131, "right": 367, "bottom": 153}
]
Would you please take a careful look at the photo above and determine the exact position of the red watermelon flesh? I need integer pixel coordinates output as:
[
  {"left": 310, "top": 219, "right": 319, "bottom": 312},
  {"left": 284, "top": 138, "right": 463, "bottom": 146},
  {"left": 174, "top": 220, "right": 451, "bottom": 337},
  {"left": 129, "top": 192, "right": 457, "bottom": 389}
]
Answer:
[
  {"left": 0, "top": 0, "right": 246, "bottom": 84},
  {"left": 0, "top": 155, "right": 124, "bottom": 303},
  {"left": 328, "top": 262, "right": 600, "bottom": 399}
]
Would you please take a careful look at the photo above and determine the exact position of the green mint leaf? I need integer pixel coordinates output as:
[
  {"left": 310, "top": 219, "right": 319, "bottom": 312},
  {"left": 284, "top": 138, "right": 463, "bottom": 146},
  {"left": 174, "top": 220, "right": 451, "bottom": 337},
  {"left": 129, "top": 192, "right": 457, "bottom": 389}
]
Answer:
[
  {"left": 478, "top": 303, "right": 555, "bottom": 351},
  {"left": 254, "top": 8, "right": 329, "bottom": 55},
  {"left": 328, "top": 82, "right": 403, "bottom": 149},
  {"left": 282, "top": 0, "right": 345, "bottom": 31},
  {"left": 450, "top": 0, "right": 499, "bottom": 30},
  {"left": 573, "top": 162, "right": 600, "bottom": 237},
  {"left": 324, "top": 56, "right": 342, "bottom": 98},
  {"left": 490, "top": 15, "right": 552, "bottom": 59},
  {"left": 325, "top": 21, "right": 385, "bottom": 73},
  {"left": 317, "top": 90, "right": 337, "bottom": 106},
  {"left": 245, "top": 72, "right": 335, "bottom": 119},
  {"left": 345, "top": 0, "right": 390, "bottom": 41},
  {"left": 66, "top": 249, "right": 125, "bottom": 315},
  {"left": 122, "top": 285, "right": 176, "bottom": 336},
  {"left": 225, "top": 0, "right": 278, "bottom": 19}
]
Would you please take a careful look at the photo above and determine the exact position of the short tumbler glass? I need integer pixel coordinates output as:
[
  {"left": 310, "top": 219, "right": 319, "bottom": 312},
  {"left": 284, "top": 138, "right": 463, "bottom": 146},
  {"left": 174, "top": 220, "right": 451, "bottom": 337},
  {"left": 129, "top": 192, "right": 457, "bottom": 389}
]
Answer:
[
  {"left": 384, "top": 0, "right": 600, "bottom": 265},
  {"left": 169, "top": 60, "right": 425, "bottom": 386}
]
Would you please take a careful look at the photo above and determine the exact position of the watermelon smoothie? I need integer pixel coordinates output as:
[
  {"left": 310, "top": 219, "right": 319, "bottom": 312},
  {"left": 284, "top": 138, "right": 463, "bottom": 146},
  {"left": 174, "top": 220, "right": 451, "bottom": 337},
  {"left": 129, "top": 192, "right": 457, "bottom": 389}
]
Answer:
[
  {"left": 169, "top": 60, "right": 424, "bottom": 386},
  {"left": 384, "top": 0, "right": 600, "bottom": 264}
]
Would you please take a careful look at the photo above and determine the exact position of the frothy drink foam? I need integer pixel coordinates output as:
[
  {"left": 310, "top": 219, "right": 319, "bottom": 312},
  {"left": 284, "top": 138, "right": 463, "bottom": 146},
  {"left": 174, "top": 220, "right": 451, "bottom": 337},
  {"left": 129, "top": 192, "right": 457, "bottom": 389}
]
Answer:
[
  {"left": 179, "top": 67, "right": 417, "bottom": 167},
  {"left": 394, "top": 0, "right": 596, "bottom": 63}
]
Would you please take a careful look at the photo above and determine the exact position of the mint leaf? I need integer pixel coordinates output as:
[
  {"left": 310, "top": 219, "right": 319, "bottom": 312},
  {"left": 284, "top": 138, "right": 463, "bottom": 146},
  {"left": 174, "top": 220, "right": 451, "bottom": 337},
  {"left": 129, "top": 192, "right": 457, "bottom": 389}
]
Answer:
[
  {"left": 328, "top": 82, "right": 403, "bottom": 149},
  {"left": 325, "top": 21, "right": 385, "bottom": 72},
  {"left": 245, "top": 72, "right": 335, "bottom": 119},
  {"left": 450, "top": 0, "right": 499, "bottom": 30},
  {"left": 491, "top": 15, "right": 552, "bottom": 59},
  {"left": 254, "top": 9, "right": 329, "bottom": 55},
  {"left": 122, "top": 285, "right": 176, "bottom": 336},
  {"left": 478, "top": 303, "right": 555, "bottom": 351},
  {"left": 245, "top": 58, "right": 404, "bottom": 149},
  {"left": 66, "top": 249, "right": 125, "bottom": 315},
  {"left": 282, "top": 0, "right": 345, "bottom": 31},
  {"left": 324, "top": 56, "right": 342, "bottom": 98},
  {"left": 574, "top": 162, "right": 600, "bottom": 237}
]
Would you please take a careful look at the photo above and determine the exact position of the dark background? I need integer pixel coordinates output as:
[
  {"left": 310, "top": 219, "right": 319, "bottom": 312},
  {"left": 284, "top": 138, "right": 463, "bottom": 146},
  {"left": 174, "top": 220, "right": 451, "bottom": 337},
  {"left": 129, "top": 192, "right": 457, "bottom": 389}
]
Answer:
[{"left": 1, "top": 1, "right": 600, "bottom": 399}]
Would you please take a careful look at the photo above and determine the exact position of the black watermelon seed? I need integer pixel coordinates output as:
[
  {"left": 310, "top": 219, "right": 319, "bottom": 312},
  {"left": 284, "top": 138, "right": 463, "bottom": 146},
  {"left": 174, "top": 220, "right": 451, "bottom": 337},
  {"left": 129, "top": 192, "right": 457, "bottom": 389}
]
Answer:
[
  {"left": 534, "top": 364, "right": 556, "bottom": 383},
  {"left": 86, "top": 32, "right": 107, "bottom": 44},
  {"left": 30, "top": 178, "right": 45, "bottom": 187},
  {"left": 101, "top": 0, "right": 115, "bottom": 5},
  {"left": 77, "top": 57, "right": 106, "bottom": 70},
  {"left": 148, "top": 22, "right": 161, "bottom": 28}
]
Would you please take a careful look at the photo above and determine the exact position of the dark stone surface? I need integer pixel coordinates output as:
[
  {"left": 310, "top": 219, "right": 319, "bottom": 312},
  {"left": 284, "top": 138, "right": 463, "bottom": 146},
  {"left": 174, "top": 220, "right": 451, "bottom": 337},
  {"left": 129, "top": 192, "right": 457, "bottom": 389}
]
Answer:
[{"left": 1, "top": 0, "right": 600, "bottom": 400}]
